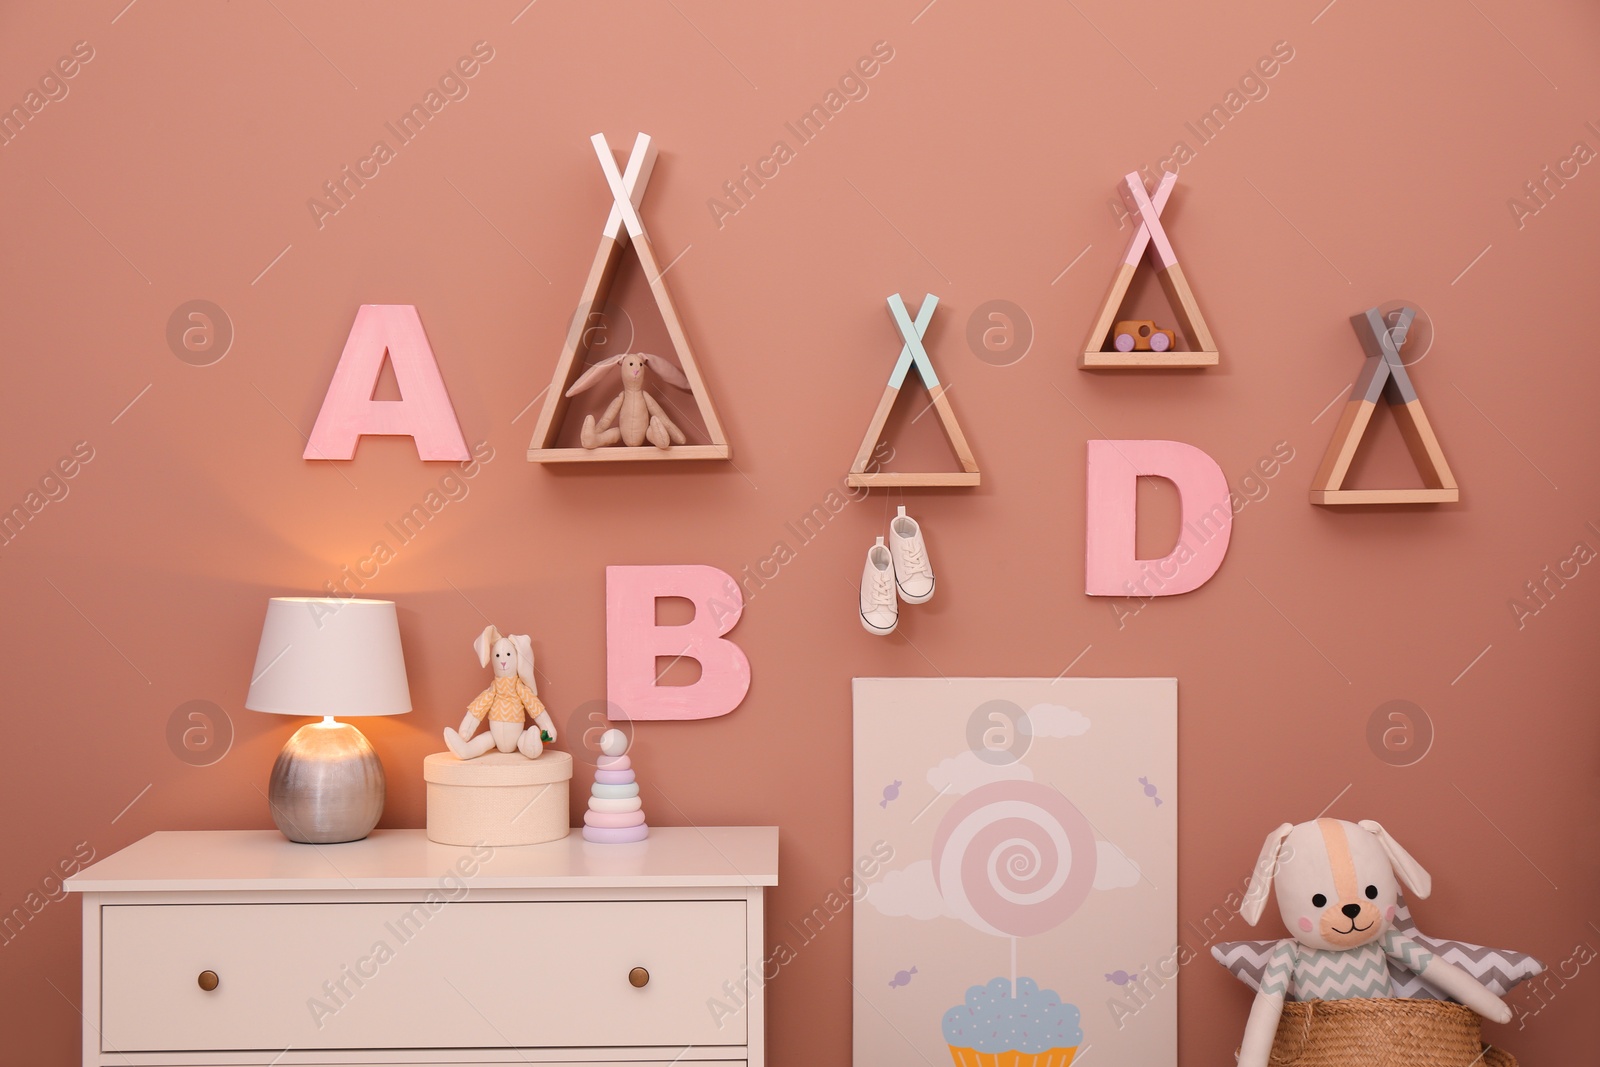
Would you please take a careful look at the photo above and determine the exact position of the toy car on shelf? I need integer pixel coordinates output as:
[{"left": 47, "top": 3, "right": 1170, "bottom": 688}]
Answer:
[{"left": 1112, "top": 319, "right": 1176, "bottom": 353}]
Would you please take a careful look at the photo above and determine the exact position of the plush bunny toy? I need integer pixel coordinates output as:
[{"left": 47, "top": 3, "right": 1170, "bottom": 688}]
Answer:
[
  {"left": 1235, "top": 818, "right": 1511, "bottom": 1067},
  {"left": 564, "top": 351, "right": 691, "bottom": 449},
  {"left": 442, "top": 626, "right": 557, "bottom": 761}
]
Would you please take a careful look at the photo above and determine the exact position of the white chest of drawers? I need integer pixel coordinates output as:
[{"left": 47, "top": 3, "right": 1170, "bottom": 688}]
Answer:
[{"left": 66, "top": 827, "right": 777, "bottom": 1067}]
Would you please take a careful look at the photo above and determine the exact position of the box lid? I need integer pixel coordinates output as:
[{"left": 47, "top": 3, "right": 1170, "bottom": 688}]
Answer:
[{"left": 424, "top": 749, "right": 574, "bottom": 786}]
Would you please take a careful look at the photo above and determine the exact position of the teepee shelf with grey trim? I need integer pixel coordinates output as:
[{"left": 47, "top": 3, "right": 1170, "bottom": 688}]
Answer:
[{"left": 1309, "top": 306, "right": 1459, "bottom": 506}]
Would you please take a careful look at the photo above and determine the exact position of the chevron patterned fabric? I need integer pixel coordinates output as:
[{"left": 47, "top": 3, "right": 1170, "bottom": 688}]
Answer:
[
  {"left": 1212, "top": 896, "right": 1545, "bottom": 1000},
  {"left": 1256, "top": 932, "right": 1430, "bottom": 1001}
]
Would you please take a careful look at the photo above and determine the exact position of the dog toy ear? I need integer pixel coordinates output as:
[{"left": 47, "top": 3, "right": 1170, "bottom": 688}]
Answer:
[
  {"left": 474, "top": 625, "right": 501, "bottom": 668},
  {"left": 510, "top": 634, "right": 536, "bottom": 693},
  {"left": 1359, "top": 820, "right": 1432, "bottom": 899},
  {"left": 565, "top": 354, "right": 627, "bottom": 397},
  {"left": 640, "top": 352, "right": 691, "bottom": 391},
  {"left": 1241, "top": 822, "right": 1295, "bottom": 926}
]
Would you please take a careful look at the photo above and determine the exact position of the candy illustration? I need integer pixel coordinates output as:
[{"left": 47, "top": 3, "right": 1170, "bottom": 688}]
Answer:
[
  {"left": 1139, "top": 776, "right": 1163, "bottom": 807},
  {"left": 889, "top": 966, "right": 919, "bottom": 988},
  {"left": 930, "top": 780, "right": 1098, "bottom": 938},
  {"left": 1106, "top": 970, "right": 1134, "bottom": 986},
  {"left": 880, "top": 779, "right": 903, "bottom": 809}
]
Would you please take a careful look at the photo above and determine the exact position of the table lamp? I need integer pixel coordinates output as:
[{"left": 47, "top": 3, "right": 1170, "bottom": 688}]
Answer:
[{"left": 244, "top": 597, "right": 412, "bottom": 843}]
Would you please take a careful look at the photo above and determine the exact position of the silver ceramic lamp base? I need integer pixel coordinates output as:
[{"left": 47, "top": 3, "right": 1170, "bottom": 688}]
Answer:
[{"left": 268, "top": 718, "right": 386, "bottom": 844}]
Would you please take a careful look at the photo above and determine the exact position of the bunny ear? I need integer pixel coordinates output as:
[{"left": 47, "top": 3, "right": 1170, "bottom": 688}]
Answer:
[
  {"left": 1241, "top": 822, "right": 1295, "bottom": 926},
  {"left": 510, "top": 635, "right": 536, "bottom": 693},
  {"left": 565, "top": 354, "right": 627, "bottom": 397},
  {"left": 474, "top": 625, "right": 501, "bottom": 668},
  {"left": 640, "top": 353, "right": 691, "bottom": 391}
]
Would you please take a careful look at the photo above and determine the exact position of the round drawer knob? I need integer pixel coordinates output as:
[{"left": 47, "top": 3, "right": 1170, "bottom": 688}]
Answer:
[
  {"left": 197, "top": 970, "right": 220, "bottom": 992},
  {"left": 628, "top": 966, "right": 650, "bottom": 988}
]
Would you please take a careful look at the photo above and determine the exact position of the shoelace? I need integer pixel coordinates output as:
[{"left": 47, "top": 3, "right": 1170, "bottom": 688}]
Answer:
[
  {"left": 871, "top": 568, "right": 894, "bottom": 604},
  {"left": 901, "top": 542, "right": 927, "bottom": 575}
]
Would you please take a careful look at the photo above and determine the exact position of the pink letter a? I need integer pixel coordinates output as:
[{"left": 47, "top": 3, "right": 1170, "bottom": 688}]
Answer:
[{"left": 304, "top": 304, "right": 469, "bottom": 461}]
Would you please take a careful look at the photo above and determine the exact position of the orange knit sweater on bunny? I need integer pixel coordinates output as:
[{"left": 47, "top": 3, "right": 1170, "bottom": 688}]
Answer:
[{"left": 466, "top": 675, "right": 545, "bottom": 724}]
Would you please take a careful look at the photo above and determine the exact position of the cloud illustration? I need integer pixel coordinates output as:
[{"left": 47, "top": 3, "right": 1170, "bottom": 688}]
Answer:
[
  {"left": 928, "top": 750, "right": 1034, "bottom": 795},
  {"left": 1093, "top": 840, "right": 1142, "bottom": 889},
  {"left": 867, "top": 841, "right": 1141, "bottom": 926},
  {"left": 864, "top": 860, "right": 949, "bottom": 920},
  {"left": 1023, "top": 703, "right": 1091, "bottom": 738}
]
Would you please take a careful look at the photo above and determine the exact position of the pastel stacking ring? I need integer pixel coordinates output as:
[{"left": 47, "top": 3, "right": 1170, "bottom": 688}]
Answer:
[
  {"left": 588, "top": 796, "right": 643, "bottom": 814},
  {"left": 583, "top": 824, "right": 649, "bottom": 844},
  {"left": 594, "top": 769, "right": 635, "bottom": 785},
  {"left": 596, "top": 754, "right": 632, "bottom": 771},
  {"left": 591, "top": 782, "right": 640, "bottom": 800},
  {"left": 584, "top": 809, "right": 647, "bottom": 828}
]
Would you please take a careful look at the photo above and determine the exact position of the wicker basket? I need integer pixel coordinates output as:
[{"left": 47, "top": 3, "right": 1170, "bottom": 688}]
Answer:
[{"left": 1265, "top": 999, "right": 1517, "bottom": 1067}]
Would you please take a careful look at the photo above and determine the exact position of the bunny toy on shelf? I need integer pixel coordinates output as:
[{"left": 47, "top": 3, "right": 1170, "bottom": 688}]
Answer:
[
  {"left": 1234, "top": 818, "right": 1512, "bottom": 1067},
  {"left": 564, "top": 351, "right": 691, "bottom": 450},
  {"left": 443, "top": 625, "right": 558, "bottom": 761}
]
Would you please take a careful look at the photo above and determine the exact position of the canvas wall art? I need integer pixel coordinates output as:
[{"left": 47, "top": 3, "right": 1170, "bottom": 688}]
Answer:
[{"left": 853, "top": 677, "right": 1178, "bottom": 1066}]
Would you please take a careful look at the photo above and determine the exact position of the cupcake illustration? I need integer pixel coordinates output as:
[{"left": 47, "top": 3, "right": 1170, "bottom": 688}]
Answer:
[{"left": 942, "top": 976, "right": 1083, "bottom": 1066}]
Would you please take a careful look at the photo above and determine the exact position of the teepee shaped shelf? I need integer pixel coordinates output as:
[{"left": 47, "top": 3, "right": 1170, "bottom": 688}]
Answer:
[
  {"left": 1081, "top": 170, "right": 1218, "bottom": 369},
  {"left": 1309, "top": 306, "right": 1459, "bottom": 506},
  {"left": 847, "top": 294, "right": 980, "bottom": 488},
  {"left": 527, "top": 132, "right": 730, "bottom": 464}
]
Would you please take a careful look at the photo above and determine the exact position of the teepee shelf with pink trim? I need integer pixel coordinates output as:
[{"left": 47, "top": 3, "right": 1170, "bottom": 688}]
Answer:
[{"left": 1080, "top": 170, "right": 1219, "bottom": 369}]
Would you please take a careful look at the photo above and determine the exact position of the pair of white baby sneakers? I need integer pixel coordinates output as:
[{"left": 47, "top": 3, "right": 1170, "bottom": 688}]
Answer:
[{"left": 859, "top": 506, "right": 935, "bottom": 635}]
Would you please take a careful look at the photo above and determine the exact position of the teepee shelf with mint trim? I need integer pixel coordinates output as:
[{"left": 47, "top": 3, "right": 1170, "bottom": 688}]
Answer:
[
  {"left": 1080, "top": 170, "right": 1219, "bottom": 369},
  {"left": 527, "top": 132, "right": 730, "bottom": 464},
  {"left": 847, "top": 294, "right": 980, "bottom": 488}
]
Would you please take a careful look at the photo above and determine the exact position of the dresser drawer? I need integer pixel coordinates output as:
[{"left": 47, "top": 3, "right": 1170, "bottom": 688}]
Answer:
[{"left": 100, "top": 900, "right": 747, "bottom": 1052}]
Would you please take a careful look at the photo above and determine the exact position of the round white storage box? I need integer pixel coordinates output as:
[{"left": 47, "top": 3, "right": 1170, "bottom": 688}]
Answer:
[{"left": 423, "top": 750, "right": 573, "bottom": 846}]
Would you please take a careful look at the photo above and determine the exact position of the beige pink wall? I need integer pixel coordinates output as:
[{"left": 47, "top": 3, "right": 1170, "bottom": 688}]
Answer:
[{"left": 3, "top": 1, "right": 1599, "bottom": 1062}]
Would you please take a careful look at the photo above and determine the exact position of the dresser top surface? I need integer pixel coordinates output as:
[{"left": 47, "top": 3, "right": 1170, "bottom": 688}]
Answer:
[{"left": 66, "top": 827, "right": 778, "bottom": 892}]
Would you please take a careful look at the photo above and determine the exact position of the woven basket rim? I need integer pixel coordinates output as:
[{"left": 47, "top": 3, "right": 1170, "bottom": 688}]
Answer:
[
  {"left": 1267, "top": 997, "right": 1516, "bottom": 1067},
  {"left": 1279, "top": 997, "right": 1479, "bottom": 1015}
]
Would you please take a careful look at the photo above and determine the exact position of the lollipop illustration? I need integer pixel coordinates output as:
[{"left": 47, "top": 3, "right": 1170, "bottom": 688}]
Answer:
[
  {"left": 931, "top": 780, "right": 1098, "bottom": 939},
  {"left": 933, "top": 780, "right": 1095, "bottom": 1067}
]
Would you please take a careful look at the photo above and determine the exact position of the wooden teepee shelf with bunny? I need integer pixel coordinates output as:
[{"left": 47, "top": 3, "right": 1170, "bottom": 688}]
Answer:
[{"left": 527, "top": 132, "right": 731, "bottom": 464}]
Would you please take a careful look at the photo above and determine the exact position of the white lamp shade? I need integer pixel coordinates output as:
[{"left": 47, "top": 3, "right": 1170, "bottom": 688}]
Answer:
[{"left": 245, "top": 598, "right": 412, "bottom": 717}]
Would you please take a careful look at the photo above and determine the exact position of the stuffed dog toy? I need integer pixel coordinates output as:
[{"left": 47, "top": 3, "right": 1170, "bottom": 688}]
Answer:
[
  {"left": 1235, "top": 818, "right": 1511, "bottom": 1067},
  {"left": 442, "top": 625, "right": 557, "bottom": 761}
]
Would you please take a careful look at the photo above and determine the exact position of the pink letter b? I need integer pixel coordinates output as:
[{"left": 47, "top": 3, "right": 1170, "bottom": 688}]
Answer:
[{"left": 606, "top": 565, "right": 751, "bottom": 721}]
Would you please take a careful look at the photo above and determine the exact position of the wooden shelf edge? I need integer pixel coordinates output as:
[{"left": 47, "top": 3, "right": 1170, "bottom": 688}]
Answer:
[
  {"left": 1079, "top": 349, "right": 1220, "bottom": 369},
  {"left": 528, "top": 444, "right": 731, "bottom": 464},
  {"left": 1310, "top": 488, "right": 1460, "bottom": 505},
  {"left": 847, "top": 471, "right": 982, "bottom": 488}
]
